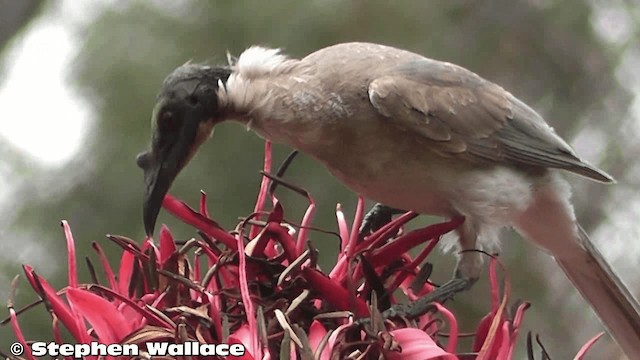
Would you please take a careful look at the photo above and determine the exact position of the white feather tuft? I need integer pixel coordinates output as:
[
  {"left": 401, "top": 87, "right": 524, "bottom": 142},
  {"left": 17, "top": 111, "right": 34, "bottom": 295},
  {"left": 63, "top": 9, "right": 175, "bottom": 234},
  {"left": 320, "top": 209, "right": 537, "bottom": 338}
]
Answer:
[{"left": 235, "top": 46, "right": 290, "bottom": 78}]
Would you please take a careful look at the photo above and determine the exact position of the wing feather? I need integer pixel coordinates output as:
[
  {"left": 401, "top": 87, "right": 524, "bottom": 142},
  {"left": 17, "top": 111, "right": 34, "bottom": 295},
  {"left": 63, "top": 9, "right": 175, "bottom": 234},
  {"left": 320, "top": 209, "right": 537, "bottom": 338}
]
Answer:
[{"left": 368, "top": 59, "right": 613, "bottom": 183}]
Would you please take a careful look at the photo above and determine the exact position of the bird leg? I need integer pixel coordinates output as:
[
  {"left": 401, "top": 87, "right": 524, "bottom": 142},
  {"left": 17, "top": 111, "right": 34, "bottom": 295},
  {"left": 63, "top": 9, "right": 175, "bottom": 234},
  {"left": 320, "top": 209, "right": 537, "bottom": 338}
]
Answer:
[
  {"left": 380, "top": 228, "right": 480, "bottom": 320},
  {"left": 361, "top": 204, "right": 482, "bottom": 287},
  {"left": 358, "top": 203, "right": 405, "bottom": 238},
  {"left": 358, "top": 204, "right": 478, "bottom": 319},
  {"left": 381, "top": 218, "right": 480, "bottom": 319},
  {"left": 453, "top": 220, "right": 483, "bottom": 285}
]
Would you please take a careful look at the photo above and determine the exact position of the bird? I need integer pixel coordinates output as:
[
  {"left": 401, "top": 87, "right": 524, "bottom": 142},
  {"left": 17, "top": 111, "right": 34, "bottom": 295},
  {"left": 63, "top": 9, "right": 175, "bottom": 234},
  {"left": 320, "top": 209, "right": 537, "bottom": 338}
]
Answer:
[{"left": 136, "top": 42, "right": 640, "bottom": 357}]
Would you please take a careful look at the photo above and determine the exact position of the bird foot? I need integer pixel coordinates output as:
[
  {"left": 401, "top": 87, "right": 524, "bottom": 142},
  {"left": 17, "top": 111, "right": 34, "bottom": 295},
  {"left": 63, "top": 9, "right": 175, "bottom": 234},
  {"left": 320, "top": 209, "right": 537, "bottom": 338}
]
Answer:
[{"left": 381, "top": 278, "right": 473, "bottom": 320}]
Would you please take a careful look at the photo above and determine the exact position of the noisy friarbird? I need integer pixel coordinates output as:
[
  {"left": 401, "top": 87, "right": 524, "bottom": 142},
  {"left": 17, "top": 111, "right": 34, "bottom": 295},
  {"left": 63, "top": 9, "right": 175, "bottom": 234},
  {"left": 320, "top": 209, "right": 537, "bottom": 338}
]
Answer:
[{"left": 137, "top": 42, "right": 640, "bottom": 357}]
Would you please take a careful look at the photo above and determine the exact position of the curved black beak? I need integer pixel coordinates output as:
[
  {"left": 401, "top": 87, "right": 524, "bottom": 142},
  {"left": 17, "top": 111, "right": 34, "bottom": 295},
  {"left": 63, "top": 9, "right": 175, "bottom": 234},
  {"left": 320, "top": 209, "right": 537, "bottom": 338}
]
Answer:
[
  {"left": 138, "top": 149, "right": 177, "bottom": 236},
  {"left": 137, "top": 101, "right": 205, "bottom": 236}
]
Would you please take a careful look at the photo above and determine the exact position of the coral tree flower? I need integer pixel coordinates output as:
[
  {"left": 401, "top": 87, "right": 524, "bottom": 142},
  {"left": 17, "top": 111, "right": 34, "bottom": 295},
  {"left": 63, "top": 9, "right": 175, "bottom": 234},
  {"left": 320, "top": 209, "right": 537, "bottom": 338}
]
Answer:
[{"left": 5, "top": 141, "right": 601, "bottom": 359}]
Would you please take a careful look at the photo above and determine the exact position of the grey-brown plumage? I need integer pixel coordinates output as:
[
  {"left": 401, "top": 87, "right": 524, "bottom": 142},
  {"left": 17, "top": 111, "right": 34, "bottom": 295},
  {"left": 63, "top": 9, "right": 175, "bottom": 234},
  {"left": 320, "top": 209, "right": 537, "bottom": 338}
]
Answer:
[
  {"left": 138, "top": 42, "right": 639, "bottom": 357},
  {"left": 368, "top": 59, "right": 612, "bottom": 182}
]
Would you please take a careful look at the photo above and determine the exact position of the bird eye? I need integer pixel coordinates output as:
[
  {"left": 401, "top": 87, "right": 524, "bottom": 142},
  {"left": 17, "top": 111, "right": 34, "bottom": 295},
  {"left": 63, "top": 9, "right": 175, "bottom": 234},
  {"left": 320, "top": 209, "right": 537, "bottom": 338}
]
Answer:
[
  {"left": 157, "top": 110, "right": 179, "bottom": 131},
  {"left": 187, "top": 94, "right": 199, "bottom": 106}
]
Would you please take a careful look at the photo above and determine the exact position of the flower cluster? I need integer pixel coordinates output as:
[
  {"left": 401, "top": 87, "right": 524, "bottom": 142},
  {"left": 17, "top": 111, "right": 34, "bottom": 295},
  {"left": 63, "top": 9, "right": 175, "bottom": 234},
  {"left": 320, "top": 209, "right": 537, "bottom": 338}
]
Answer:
[{"left": 5, "top": 142, "right": 601, "bottom": 359}]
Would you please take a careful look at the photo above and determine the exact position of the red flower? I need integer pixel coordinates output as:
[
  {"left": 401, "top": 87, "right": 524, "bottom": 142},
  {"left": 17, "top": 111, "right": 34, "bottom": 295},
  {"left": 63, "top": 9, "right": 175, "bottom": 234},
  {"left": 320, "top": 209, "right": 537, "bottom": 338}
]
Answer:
[{"left": 5, "top": 141, "right": 602, "bottom": 359}]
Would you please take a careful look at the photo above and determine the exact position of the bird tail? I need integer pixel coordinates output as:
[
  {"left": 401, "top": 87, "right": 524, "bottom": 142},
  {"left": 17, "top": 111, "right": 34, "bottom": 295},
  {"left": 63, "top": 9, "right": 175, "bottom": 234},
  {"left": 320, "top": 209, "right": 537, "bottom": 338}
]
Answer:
[
  {"left": 554, "top": 225, "right": 640, "bottom": 358},
  {"left": 514, "top": 173, "right": 640, "bottom": 357}
]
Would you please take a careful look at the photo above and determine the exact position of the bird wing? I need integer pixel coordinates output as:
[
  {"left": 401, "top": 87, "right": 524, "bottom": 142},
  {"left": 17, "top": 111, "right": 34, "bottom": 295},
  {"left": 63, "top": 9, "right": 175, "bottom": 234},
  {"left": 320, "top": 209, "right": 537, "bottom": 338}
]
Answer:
[{"left": 368, "top": 59, "right": 613, "bottom": 182}]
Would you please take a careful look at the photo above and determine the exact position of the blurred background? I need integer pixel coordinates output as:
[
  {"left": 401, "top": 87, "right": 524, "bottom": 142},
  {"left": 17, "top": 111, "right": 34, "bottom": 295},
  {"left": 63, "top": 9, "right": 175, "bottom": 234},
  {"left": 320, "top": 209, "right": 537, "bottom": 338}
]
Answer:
[{"left": 0, "top": 0, "right": 639, "bottom": 358}]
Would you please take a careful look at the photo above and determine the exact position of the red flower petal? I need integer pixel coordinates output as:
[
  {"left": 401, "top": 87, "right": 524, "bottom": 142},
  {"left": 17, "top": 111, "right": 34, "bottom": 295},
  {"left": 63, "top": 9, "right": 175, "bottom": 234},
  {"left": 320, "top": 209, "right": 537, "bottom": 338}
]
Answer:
[
  {"left": 387, "top": 233, "right": 442, "bottom": 296},
  {"left": 196, "top": 239, "right": 220, "bottom": 264},
  {"left": 472, "top": 313, "right": 494, "bottom": 352},
  {"left": 9, "top": 307, "right": 37, "bottom": 360},
  {"left": 335, "top": 204, "right": 349, "bottom": 252},
  {"left": 118, "top": 250, "right": 136, "bottom": 296},
  {"left": 504, "top": 302, "right": 530, "bottom": 358},
  {"left": 236, "top": 233, "right": 260, "bottom": 358},
  {"left": 387, "top": 328, "right": 458, "bottom": 360},
  {"left": 267, "top": 200, "right": 284, "bottom": 223},
  {"left": 474, "top": 257, "right": 506, "bottom": 353},
  {"left": 205, "top": 293, "right": 223, "bottom": 343},
  {"left": 346, "top": 196, "right": 365, "bottom": 259},
  {"left": 250, "top": 141, "right": 272, "bottom": 240},
  {"left": 229, "top": 325, "right": 257, "bottom": 360},
  {"left": 91, "top": 242, "right": 119, "bottom": 293},
  {"left": 326, "top": 321, "right": 353, "bottom": 353},
  {"left": 66, "top": 288, "right": 134, "bottom": 343},
  {"left": 90, "top": 285, "right": 172, "bottom": 328},
  {"left": 303, "top": 267, "right": 369, "bottom": 317},
  {"left": 267, "top": 222, "right": 298, "bottom": 262},
  {"left": 117, "top": 301, "right": 144, "bottom": 329},
  {"left": 158, "top": 224, "right": 176, "bottom": 266},
  {"left": 356, "top": 212, "right": 418, "bottom": 253},
  {"left": 308, "top": 320, "right": 330, "bottom": 360},
  {"left": 295, "top": 201, "right": 315, "bottom": 256},
  {"left": 489, "top": 258, "right": 500, "bottom": 312},
  {"left": 51, "top": 313, "right": 63, "bottom": 347},
  {"left": 477, "top": 260, "right": 509, "bottom": 360},
  {"left": 199, "top": 190, "right": 209, "bottom": 217},
  {"left": 22, "top": 267, "right": 87, "bottom": 342},
  {"left": 328, "top": 253, "right": 348, "bottom": 281},
  {"left": 573, "top": 332, "right": 604, "bottom": 360},
  {"left": 434, "top": 303, "right": 458, "bottom": 353},
  {"left": 162, "top": 194, "right": 237, "bottom": 249},
  {"left": 494, "top": 323, "right": 512, "bottom": 360},
  {"left": 61, "top": 220, "right": 78, "bottom": 288},
  {"left": 21, "top": 264, "right": 38, "bottom": 291},
  {"left": 367, "top": 217, "right": 463, "bottom": 267}
]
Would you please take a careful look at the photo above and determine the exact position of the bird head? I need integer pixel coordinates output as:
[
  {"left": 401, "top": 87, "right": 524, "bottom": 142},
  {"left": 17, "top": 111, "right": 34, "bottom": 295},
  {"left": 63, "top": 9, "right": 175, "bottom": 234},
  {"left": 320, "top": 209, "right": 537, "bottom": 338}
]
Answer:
[{"left": 137, "top": 64, "right": 232, "bottom": 236}]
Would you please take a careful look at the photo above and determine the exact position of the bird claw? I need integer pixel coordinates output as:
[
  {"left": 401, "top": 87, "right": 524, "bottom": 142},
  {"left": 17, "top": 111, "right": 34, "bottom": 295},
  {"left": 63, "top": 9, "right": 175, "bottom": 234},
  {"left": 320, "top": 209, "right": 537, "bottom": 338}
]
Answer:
[{"left": 380, "top": 278, "right": 472, "bottom": 320}]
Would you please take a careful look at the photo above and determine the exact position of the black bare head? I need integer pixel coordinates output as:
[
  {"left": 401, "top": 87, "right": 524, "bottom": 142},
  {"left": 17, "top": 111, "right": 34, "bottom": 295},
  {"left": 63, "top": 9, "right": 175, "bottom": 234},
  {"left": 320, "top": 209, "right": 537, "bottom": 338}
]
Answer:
[{"left": 137, "top": 64, "right": 232, "bottom": 236}]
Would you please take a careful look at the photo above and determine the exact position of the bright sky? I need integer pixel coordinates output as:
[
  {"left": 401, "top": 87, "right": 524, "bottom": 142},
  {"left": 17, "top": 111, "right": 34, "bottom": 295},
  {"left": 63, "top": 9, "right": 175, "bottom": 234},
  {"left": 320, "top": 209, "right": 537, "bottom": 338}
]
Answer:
[
  {"left": 0, "top": 14, "right": 89, "bottom": 165},
  {"left": 0, "top": 0, "right": 118, "bottom": 166}
]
